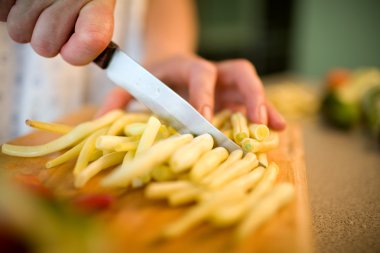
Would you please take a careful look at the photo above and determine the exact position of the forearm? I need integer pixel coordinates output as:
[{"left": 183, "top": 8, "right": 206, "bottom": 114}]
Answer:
[{"left": 142, "top": 0, "right": 198, "bottom": 67}]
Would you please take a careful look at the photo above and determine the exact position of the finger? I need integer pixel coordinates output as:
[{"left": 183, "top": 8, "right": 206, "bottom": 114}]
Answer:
[
  {"left": 148, "top": 55, "right": 217, "bottom": 121},
  {"left": 265, "top": 101, "right": 286, "bottom": 130},
  {"left": 147, "top": 55, "right": 191, "bottom": 87},
  {"left": 215, "top": 88, "right": 242, "bottom": 111},
  {"left": 95, "top": 87, "right": 132, "bottom": 118},
  {"left": 188, "top": 59, "right": 217, "bottom": 121},
  {"left": 216, "top": 88, "right": 243, "bottom": 104},
  {"left": 6, "top": 0, "right": 52, "bottom": 43},
  {"left": 0, "top": 0, "right": 15, "bottom": 22},
  {"left": 60, "top": 0, "right": 115, "bottom": 65},
  {"left": 31, "top": 0, "right": 89, "bottom": 57},
  {"left": 217, "top": 59, "right": 267, "bottom": 125}
]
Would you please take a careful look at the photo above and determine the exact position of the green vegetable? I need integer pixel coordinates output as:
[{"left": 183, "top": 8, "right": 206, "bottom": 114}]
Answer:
[
  {"left": 321, "top": 92, "right": 360, "bottom": 129},
  {"left": 321, "top": 68, "right": 380, "bottom": 130},
  {"left": 362, "top": 86, "right": 380, "bottom": 143}
]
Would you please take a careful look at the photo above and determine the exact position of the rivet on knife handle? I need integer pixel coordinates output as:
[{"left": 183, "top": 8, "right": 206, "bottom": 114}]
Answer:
[{"left": 94, "top": 41, "right": 119, "bottom": 69}]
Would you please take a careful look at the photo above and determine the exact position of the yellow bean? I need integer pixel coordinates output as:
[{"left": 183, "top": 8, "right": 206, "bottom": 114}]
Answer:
[
  {"left": 124, "top": 123, "right": 146, "bottom": 136},
  {"left": 241, "top": 133, "right": 279, "bottom": 153},
  {"left": 170, "top": 134, "right": 214, "bottom": 173},
  {"left": 190, "top": 147, "right": 229, "bottom": 182},
  {"left": 236, "top": 183, "right": 294, "bottom": 240},
  {"left": 89, "top": 149, "right": 102, "bottom": 162},
  {"left": 209, "top": 167, "right": 266, "bottom": 226},
  {"left": 201, "top": 149, "right": 243, "bottom": 186},
  {"left": 168, "top": 186, "right": 203, "bottom": 206},
  {"left": 131, "top": 173, "right": 152, "bottom": 188},
  {"left": 155, "top": 125, "right": 172, "bottom": 140},
  {"left": 45, "top": 140, "right": 101, "bottom": 169},
  {"left": 211, "top": 163, "right": 278, "bottom": 226},
  {"left": 162, "top": 186, "right": 244, "bottom": 238},
  {"left": 151, "top": 164, "right": 176, "bottom": 182},
  {"left": 114, "top": 141, "right": 139, "bottom": 152},
  {"left": 249, "top": 124, "right": 270, "bottom": 141},
  {"left": 135, "top": 116, "right": 161, "bottom": 156},
  {"left": 222, "top": 129, "right": 233, "bottom": 139},
  {"left": 145, "top": 181, "right": 193, "bottom": 199},
  {"left": 2, "top": 110, "right": 123, "bottom": 157},
  {"left": 245, "top": 162, "right": 279, "bottom": 206},
  {"left": 102, "top": 134, "right": 193, "bottom": 188},
  {"left": 257, "top": 153, "right": 268, "bottom": 167},
  {"left": 221, "top": 120, "right": 232, "bottom": 131},
  {"left": 45, "top": 140, "right": 85, "bottom": 169},
  {"left": 25, "top": 119, "right": 73, "bottom": 134},
  {"left": 208, "top": 153, "right": 258, "bottom": 189},
  {"left": 106, "top": 113, "right": 149, "bottom": 136},
  {"left": 228, "top": 166, "right": 266, "bottom": 192},
  {"left": 167, "top": 126, "right": 178, "bottom": 135},
  {"left": 231, "top": 112, "right": 249, "bottom": 144},
  {"left": 74, "top": 151, "right": 126, "bottom": 188},
  {"left": 212, "top": 109, "right": 232, "bottom": 129},
  {"left": 96, "top": 136, "right": 137, "bottom": 152},
  {"left": 73, "top": 128, "right": 107, "bottom": 175}
]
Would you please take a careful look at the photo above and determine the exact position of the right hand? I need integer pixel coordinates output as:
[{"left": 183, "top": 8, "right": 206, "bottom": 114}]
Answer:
[{"left": 0, "top": 0, "right": 115, "bottom": 65}]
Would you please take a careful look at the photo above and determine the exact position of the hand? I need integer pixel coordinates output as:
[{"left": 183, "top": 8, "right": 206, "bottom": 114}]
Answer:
[
  {"left": 0, "top": 0, "right": 115, "bottom": 65},
  {"left": 97, "top": 55, "right": 286, "bottom": 130}
]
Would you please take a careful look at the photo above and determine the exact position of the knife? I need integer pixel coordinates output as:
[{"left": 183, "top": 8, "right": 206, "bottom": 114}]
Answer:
[{"left": 93, "top": 42, "right": 241, "bottom": 152}]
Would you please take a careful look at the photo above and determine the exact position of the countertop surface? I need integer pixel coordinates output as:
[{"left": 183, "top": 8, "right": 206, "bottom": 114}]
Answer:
[
  {"left": 301, "top": 117, "right": 380, "bottom": 253},
  {"left": 262, "top": 74, "right": 380, "bottom": 253}
]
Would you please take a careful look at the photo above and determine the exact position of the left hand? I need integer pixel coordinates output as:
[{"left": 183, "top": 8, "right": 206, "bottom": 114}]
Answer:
[{"left": 97, "top": 55, "right": 286, "bottom": 130}]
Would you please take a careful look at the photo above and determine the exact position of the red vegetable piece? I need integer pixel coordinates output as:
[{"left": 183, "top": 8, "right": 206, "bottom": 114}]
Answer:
[
  {"left": 72, "top": 193, "right": 115, "bottom": 212},
  {"left": 326, "top": 68, "right": 351, "bottom": 90}
]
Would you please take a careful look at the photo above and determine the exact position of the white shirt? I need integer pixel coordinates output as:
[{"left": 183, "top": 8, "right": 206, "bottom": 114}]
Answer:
[{"left": 0, "top": 0, "right": 147, "bottom": 143}]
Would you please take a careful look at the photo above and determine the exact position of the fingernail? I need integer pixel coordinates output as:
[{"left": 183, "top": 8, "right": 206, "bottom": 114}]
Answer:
[
  {"left": 277, "top": 114, "right": 287, "bottom": 129},
  {"left": 259, "top": 105, "right": 268, "bottom": 124},
  {"left": 202, "top": 105, "right": 213, "bottom": 121},
  {"left": 278, "top": 113, "right": 286, "bottom": 124}
]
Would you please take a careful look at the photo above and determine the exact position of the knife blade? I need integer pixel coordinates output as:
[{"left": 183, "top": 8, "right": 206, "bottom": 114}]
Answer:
[{"left": 94, "top": 42, "right": 241, "bottom": 152}]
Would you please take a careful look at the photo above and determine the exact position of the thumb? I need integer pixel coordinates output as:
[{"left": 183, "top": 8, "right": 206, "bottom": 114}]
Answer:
[{"left": 60, "top": 0, "right": 115, "bottom": 65}]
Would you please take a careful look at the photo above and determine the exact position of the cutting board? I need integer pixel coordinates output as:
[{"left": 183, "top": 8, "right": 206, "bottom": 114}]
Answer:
[{"left": 0, "top": 107, "right": 313, "bottom": 253}]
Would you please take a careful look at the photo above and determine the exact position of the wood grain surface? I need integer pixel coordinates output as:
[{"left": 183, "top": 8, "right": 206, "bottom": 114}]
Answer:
[{"left": 0, "top": 107, "right": 314, "bottom": 253}]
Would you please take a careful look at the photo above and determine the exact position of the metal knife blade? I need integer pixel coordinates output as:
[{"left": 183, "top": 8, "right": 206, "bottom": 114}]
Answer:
[{"left": 94, "top": 42, "right": 241, "bottom": 152}]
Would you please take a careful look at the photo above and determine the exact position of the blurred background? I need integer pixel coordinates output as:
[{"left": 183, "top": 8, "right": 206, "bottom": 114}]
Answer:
[
  {"left": 195, "top": 1, "right": 380, "bottom": 253},
  {"left": 195, "top": 0, "right": 380, "bottom": 77}
]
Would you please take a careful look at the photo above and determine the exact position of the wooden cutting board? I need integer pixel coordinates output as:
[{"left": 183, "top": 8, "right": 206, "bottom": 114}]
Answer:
[{"left": 0, "top": 107, "right": 313, "bottom": 253}]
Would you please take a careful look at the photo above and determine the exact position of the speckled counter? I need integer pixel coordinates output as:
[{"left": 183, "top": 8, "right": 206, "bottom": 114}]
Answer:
[{"left": 302, "top": 118, "right": 380, "bottom": 253}]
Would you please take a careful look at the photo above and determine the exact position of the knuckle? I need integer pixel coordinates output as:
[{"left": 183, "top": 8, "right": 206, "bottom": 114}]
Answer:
[
  {"left": 192, "top": 59, "right": 217, "bottom": 77},
  {"left": 233, "top": 59, "right": 256, "bottom": 73},
  {"left": 7, "top": 22, "right": 31, "bottom": 43},
  {"left": 78, "top": 28, "right": 111, "bottom": 54},
  {"left": 31, "top": 37, "right": 59, "bottom": 57}
]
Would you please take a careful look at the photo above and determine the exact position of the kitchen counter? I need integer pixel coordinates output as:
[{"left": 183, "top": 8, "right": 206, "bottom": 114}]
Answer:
[
  {"left": 263, "top": 74, "right": 380, "bottom": 253},
  {"left": 302, "top": 117, "right": 380, "bottom": 253}
]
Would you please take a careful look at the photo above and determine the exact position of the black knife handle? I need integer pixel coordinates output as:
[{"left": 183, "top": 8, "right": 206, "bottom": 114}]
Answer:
[{"left": 93, "top": 41, "right": 119, "bottom": 69}]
